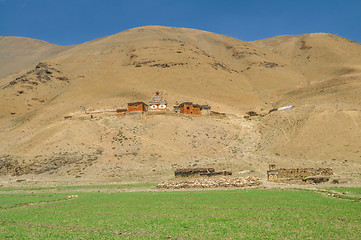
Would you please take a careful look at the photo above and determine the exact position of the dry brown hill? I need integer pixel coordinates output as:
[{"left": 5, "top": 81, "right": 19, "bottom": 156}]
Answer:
[
  {"left": 250, "top": 34, "right": 361, "bottom": 181},
  {"left": 252, "top": 33, "right": 361, "bottom": 84},
  {"left": 0, "top": 37, "right": 72, "bottom": 79},
  {"left": 0, "top": 26, "right": 360, "bottom": 186}
]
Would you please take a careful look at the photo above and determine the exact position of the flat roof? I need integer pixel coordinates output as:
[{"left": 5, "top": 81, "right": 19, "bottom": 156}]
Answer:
[{"left": 128, "top": 102, "right": 148, "bottom": 106}]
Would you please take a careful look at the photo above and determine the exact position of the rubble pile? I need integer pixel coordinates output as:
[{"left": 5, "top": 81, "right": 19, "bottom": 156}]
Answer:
[{"left": 157, "top": 176, "right": 262, "bottom": 189}]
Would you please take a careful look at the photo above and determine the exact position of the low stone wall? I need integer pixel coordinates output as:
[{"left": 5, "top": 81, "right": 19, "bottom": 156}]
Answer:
[
  {"left": 200, "top": 171, "right": 232, "bottom": 176},
  {"left": 302, "top": 176, "right": 330, "bottom": 184},
  {"left": 157, "top": 176, "right": 261, "bottom": 189},
  {"left": 278, "top": 168, "right": 332, "bottom": 178},
  {"left": 174, "top": 168, "right": 215, "bottom": 177}
]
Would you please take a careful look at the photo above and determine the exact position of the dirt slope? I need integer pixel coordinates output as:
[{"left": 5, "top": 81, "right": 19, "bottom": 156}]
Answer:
[
  {"left": 252, "top": 33, "right": 361, "bottom": 84},
  {"left": 0, "top": 37, "right": 72, "bottom": 79},
  {"left": 0, "top": 26, "right": 360, "bottom": 185},
  {"left": 251, "top": 34, "right": 361, "bottom": 175}
]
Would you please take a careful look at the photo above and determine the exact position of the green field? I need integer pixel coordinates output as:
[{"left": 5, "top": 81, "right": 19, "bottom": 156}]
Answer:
[
  {"left": 326, "top": 187, "right": 361, "bottom": 197},
  {"left": 0, "top": 188, "right": 360, "bottom": 239},
  {"left": 0, "top": 183, "right": 158, "bottom": 192}
]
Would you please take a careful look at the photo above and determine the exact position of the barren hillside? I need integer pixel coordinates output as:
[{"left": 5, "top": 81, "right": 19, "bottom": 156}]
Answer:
[
  {"left": 0, "top": 37, "right": 72, "bottom": 79},
  {"left": 252, "top": 33, "right": 361, "bottom": 178},
  {"left": 0, "top": 26, "right": 360, "bottom": 185}
]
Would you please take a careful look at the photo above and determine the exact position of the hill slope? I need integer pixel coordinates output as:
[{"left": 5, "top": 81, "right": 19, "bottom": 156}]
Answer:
[
  {"left": 0, "top": 26, "right": 360, "bottom": 185},
  {"left": 0, "top": 37, "right": 72, "bottom": 79}
]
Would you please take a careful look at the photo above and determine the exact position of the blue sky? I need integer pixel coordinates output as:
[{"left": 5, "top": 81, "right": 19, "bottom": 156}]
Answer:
[{"left": 1, "top": 0, "right": 361, "bottom": 46}]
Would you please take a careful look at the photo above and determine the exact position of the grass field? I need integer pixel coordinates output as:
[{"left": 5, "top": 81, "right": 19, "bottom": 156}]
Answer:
[
  {"left": 0, "top": 187, "right": 360, "bottom": 239},
  {"left": 326, "top": 187, "right": 361, "bottom": 197},
  {"left": 0, "top": 183, "right": 158, "bottom": 192}
]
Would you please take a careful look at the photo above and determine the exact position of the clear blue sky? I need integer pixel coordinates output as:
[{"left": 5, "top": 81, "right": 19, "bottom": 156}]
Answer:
[{"left": 1, "top": 0, "right": 361, "bottom": 46}]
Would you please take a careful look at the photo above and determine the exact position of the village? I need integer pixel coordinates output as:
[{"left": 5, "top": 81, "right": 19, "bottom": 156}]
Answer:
[
  {"left": 78, "top": 91, "right": 225, "bottom": 117},
  {"left": 120, "top": 91, "right": 215, "bottom": 116},
  {"left": 66, "top": 91, "right": 335, "bottom": 188}
]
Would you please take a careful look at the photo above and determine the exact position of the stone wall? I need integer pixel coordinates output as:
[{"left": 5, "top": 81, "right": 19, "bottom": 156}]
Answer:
[
  {"left": 174, "top": 168, "right": 232, "bottom": 177},
  {"left": 174, "top": 168, "right": 215, "bottom": 177},
  {"left": 278, "top": 168, "right": 333, "bottom": 179}
]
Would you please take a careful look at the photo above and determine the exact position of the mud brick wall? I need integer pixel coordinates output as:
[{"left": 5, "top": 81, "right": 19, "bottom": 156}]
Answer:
[
  {"left": 128, "top": 103, "right": 147, "bottom": 112},
  {"left": 180, "top": 103, "right": 202, "bottom": 115},
  {"left": 278, "top": 168, "right": 333, "bottom": 178}
]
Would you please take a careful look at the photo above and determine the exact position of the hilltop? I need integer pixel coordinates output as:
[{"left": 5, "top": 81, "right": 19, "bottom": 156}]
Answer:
[
  {"left": 0, "top": 37, "right": 73, "bottom": 79},
  {"left": 0, "top": 26, "right": 360, "bottom": 186}
]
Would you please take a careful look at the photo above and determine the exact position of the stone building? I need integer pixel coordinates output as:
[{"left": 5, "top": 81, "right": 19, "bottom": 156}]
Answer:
[
  {"left": 267, "top": 164, "right": 333, "bottom": 182},
  {"left": 267, "top": 164, "right": 279, "bottom": 181}
]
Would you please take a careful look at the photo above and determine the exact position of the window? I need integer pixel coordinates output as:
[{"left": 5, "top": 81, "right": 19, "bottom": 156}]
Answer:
[{"left": 187, "top": 106, "right": 190, "bottom": 110}]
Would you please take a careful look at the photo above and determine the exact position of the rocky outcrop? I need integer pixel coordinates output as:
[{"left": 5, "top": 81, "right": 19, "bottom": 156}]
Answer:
[
  {"left": 4, "top": 62, "right": 69, "bottom": 90},
  {"left": 0, "top": 150, "right": 102, "bottom": 176}
]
